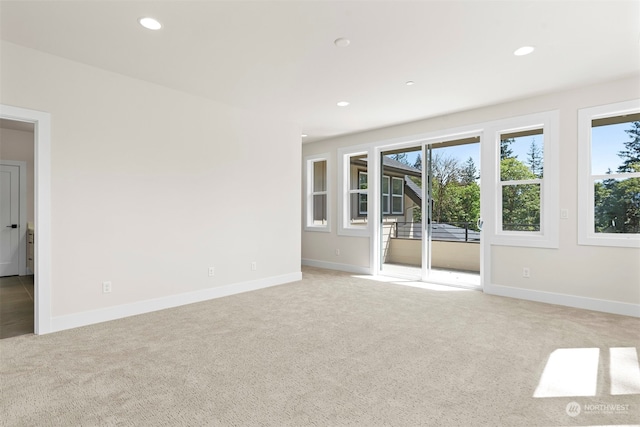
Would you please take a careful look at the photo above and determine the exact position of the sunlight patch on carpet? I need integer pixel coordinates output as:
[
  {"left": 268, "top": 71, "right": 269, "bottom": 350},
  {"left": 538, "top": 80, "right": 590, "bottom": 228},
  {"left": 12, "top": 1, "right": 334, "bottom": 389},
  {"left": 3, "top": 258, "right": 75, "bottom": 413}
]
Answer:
[
  {"left": 610, "top": 347, "right": 640, "bottom": 395},
  {"left": 352, "top": 275, "right": 472, "bottom": 292},
  {"left": 534, "top": 348, "right": 599, "bottom": 397}
]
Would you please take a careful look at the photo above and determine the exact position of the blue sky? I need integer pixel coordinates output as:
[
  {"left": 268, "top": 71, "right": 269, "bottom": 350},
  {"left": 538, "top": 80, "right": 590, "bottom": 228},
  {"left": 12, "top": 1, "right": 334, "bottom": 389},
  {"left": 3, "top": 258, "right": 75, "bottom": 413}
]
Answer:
[
  {"left": 591, "top": 123, "right": 631, "bottom": 175},
  {"left": 400, "top": 144, "right": 481, "bottom": 174},
  {"left": 396, "top": 121, "right": 633, "bottom": 176}
]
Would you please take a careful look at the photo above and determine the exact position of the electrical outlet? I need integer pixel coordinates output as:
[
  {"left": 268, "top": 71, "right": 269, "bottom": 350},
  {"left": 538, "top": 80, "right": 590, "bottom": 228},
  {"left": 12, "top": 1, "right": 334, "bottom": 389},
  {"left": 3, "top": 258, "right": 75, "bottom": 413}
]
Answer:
[
  {"left": 251, "top": 261, "right": 257, "bottom": 271},
  {"left": 522, "top": 268, "right": 530, "bottom": 278},
  {"left": 208, "top": 267, "right": 215, "bottom": 277},
  {"left": 335, "top": 249, "right": 340, "bottom": 256},
  {"left": 102, "top": 281, "right": 112, "bottom": 293}
]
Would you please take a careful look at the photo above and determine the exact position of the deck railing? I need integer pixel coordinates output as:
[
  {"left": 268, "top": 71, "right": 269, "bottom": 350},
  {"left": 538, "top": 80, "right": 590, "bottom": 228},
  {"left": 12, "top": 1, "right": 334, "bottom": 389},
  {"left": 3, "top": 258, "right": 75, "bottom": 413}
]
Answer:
[
  {"left": 391, "top": 221, "right": 480, "bottom": 242},
  {"left": 390, "top": 221, "right": 539, "bottom": 242}
]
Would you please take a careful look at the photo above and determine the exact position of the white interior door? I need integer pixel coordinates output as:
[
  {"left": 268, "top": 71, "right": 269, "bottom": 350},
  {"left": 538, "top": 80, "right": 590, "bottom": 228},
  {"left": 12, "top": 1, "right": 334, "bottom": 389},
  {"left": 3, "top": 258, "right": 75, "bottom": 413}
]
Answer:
[{"left": 0, "top": 164, "right": 20, "bottom": 276}]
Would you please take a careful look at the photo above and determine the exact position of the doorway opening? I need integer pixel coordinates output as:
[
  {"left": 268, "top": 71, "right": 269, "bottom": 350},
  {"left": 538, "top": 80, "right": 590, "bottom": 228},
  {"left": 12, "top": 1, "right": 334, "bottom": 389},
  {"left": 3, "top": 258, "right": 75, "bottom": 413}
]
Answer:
[
  {"left": 0, "top": 119, "right": 35, "bottom": 338},
  {"left": 379, "top": 136, "right": 481, "bottom": 288},
  {"left": 0, "top": 104, "right": 51, "bottom": 335}
]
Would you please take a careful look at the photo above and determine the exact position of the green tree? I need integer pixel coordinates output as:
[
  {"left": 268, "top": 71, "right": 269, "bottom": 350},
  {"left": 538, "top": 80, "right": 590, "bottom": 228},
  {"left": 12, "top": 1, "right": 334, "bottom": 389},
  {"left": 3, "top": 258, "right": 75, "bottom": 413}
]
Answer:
[
  {"left": 526, "top": 139, "right": 543, "bottom": 178},
  {"left": 389, "top": 153, "right": 409, "bottom": 165},
  {"left": 413, "top": 153, "right": 422, "bottom": 170},
  {"left": 594, "top": 176, "right": 614, "bottom": 232},
  {"left": 449, "top": 182, "right": 480, "bottom": 227},
  {"left": 500, "top": 158, "right": 540, "bottom": 231},
  {"left": 500, "top": 138, "right": 515, "bottom": 160},
  {"left": 431, "top": 153, "right": 460, "bottom": 223},
  {"left": 594, "top": 121, "right": 640, "bottom": 233},
  {"left": 596, "top": 173, "right": 640, "bottom": 234},
  {"left": 617, "top": 121, "right": 640, "bottom": 173},
  {"left": 595, "top": 174, "right": 640, "bottom": 234},
  {"left": 460, "top": 157, "right": 478, "bottom": 184},
  {"left": 413, "top": 205, "right": 422, "bottom": 223},
  {"left": 616, "top": 176, "right": 640, "bottom": 232},
  {"left": 410, "top": 151, "right": 481, "bottom": 229}
]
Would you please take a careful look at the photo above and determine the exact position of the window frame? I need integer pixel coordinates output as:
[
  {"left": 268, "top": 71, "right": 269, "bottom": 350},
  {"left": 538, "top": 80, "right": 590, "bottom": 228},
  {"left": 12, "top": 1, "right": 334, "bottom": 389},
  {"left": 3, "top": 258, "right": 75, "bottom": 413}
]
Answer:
[
  {"left": 382, "top": 175, "right": 390, "bottom": 215},
  {"left": 578, "top": 99, "right": 640, "bottom": 248},
  {"left": 304, "top": 153, "right": 330, "bottom": 233},
  {"left": 338, "top": 147, "right": 372, "bottom": 237},
  {"left": 379, "top": 175, "right": 404, "bottom": 216},
  {"left": 498, "top": 127, "right": 544, "bottom": 233},
  {"left": 486, "top": 111, "right": 559, "bottom": 248},
  {"left": 358, "top": 171, "right": 368, "bottom": 215},
  {"left": 391, "top": 176, "right": 404, "bottom": 215}
]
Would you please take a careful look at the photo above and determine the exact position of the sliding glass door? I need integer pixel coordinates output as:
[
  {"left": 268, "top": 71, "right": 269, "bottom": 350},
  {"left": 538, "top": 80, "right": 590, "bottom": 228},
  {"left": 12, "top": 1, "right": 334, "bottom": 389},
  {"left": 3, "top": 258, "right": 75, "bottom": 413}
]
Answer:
[
  {"left": 379, "top": 147, "right": 423, "bottom": 279},
  {"left": 380, "top": 137, "right": 481, "bottom": 288}
]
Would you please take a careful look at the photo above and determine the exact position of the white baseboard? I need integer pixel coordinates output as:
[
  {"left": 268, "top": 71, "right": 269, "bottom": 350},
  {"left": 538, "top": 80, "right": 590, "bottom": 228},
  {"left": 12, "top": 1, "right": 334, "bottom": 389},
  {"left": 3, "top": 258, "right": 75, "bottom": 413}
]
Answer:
[
  {"left": 301, "top": 258, "right": 639, "bottom": 317},
  {"left": 302, "top": 258, "right": 371, "bottom": 275},
  {"left": 50, "top": 272, "right": 302, "bottom": 333},
  {"left": 484, "top": 283, "right": 640, "bottom": 318}
]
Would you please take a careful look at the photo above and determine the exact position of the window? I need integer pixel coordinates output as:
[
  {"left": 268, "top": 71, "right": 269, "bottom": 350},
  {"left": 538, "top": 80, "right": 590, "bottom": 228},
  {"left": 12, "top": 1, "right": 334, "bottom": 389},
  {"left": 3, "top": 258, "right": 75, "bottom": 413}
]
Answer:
[
  {"left": 578, "top": 100, "right": 640, "bottom": 247},
  {"left": 357, "top": 171, "right": 369, "bottom": 215},
  {"left": 338, "top": 148, "right": 371, "bottom": 236},
  {"left": 488, "top": 111, "right": 559, "bottom": 248},
  {"left": 347, "top": 153, "right": 368, "bottom": 227},
  {"left": 305, "top": 154, "right": 330, "bottom": 232},
  {"left": 380, "top": 176, "right": 403, "bottom": 215},
  {"left": 392, "top": 177, "right": 404, "bottom": 214},
  {"left": 382, "top": 176, "right": 390, "bottom": 214},
  {"left": 351, "top": 163, "right": 368, "bottom": 222},
  {"left": 499, "top": 128, "right": 544, "bottom": 232}
]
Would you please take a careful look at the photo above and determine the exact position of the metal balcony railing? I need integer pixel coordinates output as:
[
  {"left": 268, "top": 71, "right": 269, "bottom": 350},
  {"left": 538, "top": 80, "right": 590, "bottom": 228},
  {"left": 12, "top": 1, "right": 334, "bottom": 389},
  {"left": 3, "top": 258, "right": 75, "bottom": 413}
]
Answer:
[
  {"left": 390, "top": 222, "right": 541, "bottom": 241},
  {"left": 391, "top": 221, "right": 481, "bottom": 243}
]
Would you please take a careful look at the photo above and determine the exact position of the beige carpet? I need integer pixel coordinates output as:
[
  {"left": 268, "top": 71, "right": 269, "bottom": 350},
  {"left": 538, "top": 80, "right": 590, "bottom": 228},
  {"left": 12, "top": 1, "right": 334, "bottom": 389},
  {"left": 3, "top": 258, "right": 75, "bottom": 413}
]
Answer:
[{"left": 1, "top": 267, "right": 639, "bottom": 426}]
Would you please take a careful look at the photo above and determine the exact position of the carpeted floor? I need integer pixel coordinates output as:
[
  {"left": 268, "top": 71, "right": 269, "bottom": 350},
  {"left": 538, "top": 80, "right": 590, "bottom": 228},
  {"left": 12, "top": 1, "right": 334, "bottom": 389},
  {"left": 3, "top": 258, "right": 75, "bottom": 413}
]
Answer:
[{"left": 1, "top": 267, "right": 639, "bottom": 426}]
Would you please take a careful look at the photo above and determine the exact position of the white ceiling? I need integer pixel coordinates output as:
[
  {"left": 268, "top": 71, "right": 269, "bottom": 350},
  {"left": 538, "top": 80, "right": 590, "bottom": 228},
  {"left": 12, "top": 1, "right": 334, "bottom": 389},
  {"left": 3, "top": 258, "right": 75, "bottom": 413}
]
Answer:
[{"left": 1, "top": 1, "right": 639, "bottom": 143}]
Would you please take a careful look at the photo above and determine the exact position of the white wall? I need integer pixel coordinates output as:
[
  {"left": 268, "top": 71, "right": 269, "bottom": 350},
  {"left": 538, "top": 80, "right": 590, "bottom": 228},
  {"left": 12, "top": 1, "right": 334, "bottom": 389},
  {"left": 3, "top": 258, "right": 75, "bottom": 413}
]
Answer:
[
  {"left": 0, "top": 127, "right": 34, "bottom": 223},
  {"left": 302, "top": 75, "right": 640, "bottom": 314},
  {"left": 1, "top": 41, "right": 301, "bottom": 324}
]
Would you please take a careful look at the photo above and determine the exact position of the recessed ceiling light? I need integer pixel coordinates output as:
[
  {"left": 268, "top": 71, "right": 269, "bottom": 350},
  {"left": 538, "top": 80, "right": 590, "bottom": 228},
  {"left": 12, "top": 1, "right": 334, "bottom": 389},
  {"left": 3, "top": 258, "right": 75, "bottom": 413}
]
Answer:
[
  {"left": 406, "top": 81, "right": 415, "bottom": 86},
  {"left": 301, "top": 134, "right": 308, "bottom": 138},
  {"left": 337, "top": 101, "right": 350, "bottom": 107},
  {"left": 334, "top": 38, "right": 351, "bottom": 48},
  {"left": 139, "top": 17, "right": 162, "bottom": 30},
  {"left": 514, "top": 46, "right": 535, "bottom": 56}
]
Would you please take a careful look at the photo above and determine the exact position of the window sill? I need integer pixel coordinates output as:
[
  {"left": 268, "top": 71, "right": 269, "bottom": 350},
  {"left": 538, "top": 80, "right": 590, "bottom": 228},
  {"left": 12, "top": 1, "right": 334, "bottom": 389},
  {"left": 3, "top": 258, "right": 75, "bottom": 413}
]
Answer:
[
  {"left": 304, "top": 225, "right": 331, "bottom": 233},
  {"left": 578, "top": 234, "right": 640, "bottom": 248}
]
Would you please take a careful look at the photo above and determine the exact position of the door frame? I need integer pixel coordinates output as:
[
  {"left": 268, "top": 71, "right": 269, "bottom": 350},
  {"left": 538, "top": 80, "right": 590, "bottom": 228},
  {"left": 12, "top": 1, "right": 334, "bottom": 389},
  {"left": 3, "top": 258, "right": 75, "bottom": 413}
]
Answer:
[
  {"left": 0, "top": 104, "right": 52, "bottom": 335},
  {"left": 0, "top": 160, "right": 27, "bottom": 276},
  {"left": 372, "top": 126, "right": 486, "bottom": 290},
  {"left": 421, "top": 144, "right": 431, "bottom": 281},
  {"left": 420, "top": 135, "right": 483, "bottom": 285}
]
